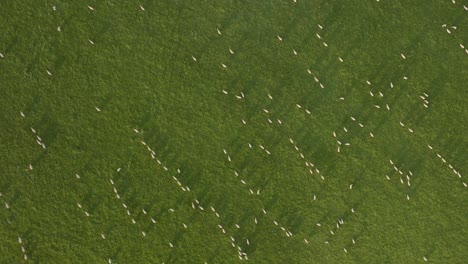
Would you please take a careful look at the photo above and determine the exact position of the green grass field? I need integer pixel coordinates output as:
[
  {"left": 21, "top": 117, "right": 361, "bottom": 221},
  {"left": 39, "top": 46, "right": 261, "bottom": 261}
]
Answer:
[{"left": 1, "top": 1, "right": 467, "bottom": 263}]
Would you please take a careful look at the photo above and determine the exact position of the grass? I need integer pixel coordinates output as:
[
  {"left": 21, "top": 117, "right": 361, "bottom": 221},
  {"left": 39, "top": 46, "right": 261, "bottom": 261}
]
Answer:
[{"left": 0, "top": 0, "right": 467, "bottom": 263}]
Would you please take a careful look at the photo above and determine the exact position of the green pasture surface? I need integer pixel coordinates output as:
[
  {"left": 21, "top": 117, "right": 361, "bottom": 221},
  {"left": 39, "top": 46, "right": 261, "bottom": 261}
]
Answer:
[{"left": 0, "top": 0, "right": 467, "bottom": 263}]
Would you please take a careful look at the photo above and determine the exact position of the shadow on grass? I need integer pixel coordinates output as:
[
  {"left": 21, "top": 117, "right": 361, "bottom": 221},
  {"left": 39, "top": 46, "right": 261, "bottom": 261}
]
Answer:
[{"left": 99, "top": 92, "right": 115, "bottom": 112}]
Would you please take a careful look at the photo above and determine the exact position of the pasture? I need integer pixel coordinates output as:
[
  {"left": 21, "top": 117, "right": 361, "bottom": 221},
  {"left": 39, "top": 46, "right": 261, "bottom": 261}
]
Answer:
[{"left": 0, "top": 1, "right": 467, "bottom": 263}]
